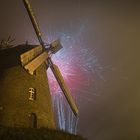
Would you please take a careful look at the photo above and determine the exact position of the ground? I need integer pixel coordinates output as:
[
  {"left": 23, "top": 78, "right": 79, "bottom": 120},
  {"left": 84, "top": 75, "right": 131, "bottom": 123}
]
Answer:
[{"left": 0, "top": 126, "right": 85, "bottom": 140}]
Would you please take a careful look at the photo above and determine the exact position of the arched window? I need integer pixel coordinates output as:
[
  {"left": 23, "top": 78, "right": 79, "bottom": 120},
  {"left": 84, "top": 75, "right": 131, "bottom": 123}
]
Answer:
[
  {"left": 29, "top": 87, "right": 36, "bottom": 100},
  {"left": 29, "top": 113, "right": 37, "bottom": 128}
]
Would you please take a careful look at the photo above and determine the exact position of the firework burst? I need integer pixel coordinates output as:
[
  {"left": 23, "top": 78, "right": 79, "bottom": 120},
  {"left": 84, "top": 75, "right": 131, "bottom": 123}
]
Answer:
[{"left": 46, "top": 21, "right": 109, "bottom": 133}]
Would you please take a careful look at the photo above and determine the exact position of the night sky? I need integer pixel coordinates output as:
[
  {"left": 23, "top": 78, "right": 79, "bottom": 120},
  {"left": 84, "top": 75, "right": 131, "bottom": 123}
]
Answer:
[{"left": 0, "top": 0, "right": 140, "bottom": 140}]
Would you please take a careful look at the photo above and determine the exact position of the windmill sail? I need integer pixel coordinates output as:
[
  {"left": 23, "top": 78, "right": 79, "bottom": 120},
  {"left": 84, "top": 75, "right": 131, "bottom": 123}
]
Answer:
[
  {"left": 50, "top": 62, "right": 78, "bottom": 116},
  {"left": 23, "top": 0, "right": 44, "bottom": 45},
  {"left": 24, "top": 51, "right": 49, "bottom": 75},
  {"left": 49, "top": 40, "right": 63, "bottom": 54},
  {"left": 20, "top": 45, "right": 42, "bottom": 66}
]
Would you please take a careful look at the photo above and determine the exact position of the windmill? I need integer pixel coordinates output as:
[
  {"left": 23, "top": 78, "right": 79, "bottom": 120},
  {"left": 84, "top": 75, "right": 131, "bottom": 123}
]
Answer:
[
  {"left": 0, "top": 0, "right": 78, "bottom": 130},
  {"left": 21, "top": 0, "right": 78, "bottom": 116}
]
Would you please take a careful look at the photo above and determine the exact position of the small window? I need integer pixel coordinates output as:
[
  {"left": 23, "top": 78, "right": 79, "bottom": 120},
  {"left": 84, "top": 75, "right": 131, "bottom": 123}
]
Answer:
[{"left": 29, "top": 88, "right": 36, "bottom": 100}]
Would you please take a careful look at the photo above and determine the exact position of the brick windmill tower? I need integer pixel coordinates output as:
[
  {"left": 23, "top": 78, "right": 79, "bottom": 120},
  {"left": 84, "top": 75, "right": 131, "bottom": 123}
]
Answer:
[{"left": 0, "top": 0, "right": 78, "bottom": 129}]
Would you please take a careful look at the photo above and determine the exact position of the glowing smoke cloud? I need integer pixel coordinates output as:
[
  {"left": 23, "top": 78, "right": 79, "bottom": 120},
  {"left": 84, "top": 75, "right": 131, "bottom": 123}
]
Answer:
[{"left": 47, "top": 20, "right": 109, "bottom": 133}]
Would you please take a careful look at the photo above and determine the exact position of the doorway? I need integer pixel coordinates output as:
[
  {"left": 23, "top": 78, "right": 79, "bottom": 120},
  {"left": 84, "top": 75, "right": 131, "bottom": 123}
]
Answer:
[{"left": 29, "top": 113, "right": 37, "bottom": 128}]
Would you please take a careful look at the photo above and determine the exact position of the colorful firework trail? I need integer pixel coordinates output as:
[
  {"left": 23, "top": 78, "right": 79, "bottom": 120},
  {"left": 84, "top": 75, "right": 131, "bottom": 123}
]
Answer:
[{"left": 46, "top": 21, "right": 108, "bottom": 133}]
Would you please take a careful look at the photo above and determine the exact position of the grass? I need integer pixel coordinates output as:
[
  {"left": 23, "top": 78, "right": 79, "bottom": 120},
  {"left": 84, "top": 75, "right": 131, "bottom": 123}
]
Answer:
[{"left": 0, "top": 126, "right": 86, "bottom": 140}]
